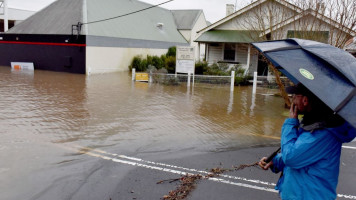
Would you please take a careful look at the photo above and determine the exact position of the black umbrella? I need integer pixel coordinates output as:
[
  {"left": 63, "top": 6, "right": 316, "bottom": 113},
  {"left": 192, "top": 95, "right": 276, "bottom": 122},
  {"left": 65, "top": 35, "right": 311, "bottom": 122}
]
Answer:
[{"left": 252, "top": 38, "right": 356, "bottom": 129}]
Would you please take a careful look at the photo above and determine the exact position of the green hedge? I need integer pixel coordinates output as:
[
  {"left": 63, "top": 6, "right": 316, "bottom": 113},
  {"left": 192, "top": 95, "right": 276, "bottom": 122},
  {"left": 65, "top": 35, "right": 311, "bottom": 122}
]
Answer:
[{"left": 129, "top": 46, "right": 251, "bottom": 85}]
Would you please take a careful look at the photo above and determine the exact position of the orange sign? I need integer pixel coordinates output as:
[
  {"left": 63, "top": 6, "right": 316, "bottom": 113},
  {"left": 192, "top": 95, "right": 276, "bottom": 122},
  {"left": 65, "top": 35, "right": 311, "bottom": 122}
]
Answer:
[{"left": 14, "top": 65, "right": 21, "bottom": 70}]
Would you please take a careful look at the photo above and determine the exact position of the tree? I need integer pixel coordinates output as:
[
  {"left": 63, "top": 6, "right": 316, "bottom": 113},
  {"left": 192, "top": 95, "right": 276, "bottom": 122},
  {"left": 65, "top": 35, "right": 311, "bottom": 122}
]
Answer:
[
  {"left": 242, "top": 0, "right": 356, "bottom": 47},
  {"left": 242, "top": 0, "right": 356, "bottom": 106}
]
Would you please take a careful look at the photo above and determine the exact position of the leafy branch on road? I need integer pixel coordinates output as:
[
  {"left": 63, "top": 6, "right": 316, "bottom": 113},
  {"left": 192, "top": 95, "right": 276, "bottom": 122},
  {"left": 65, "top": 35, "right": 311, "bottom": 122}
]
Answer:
[{"left": 157, "top": 162, "right": 259, "bottom": 200}]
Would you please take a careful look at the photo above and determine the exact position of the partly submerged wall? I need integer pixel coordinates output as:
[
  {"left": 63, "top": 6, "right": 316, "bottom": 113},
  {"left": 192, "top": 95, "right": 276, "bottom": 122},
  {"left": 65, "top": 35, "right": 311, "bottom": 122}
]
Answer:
[
  {"left": 0, "top": 34, "right": 86, "bottom": 74},
  {"left": 85, "top": 35, "right": 188, "bottom": 75}
]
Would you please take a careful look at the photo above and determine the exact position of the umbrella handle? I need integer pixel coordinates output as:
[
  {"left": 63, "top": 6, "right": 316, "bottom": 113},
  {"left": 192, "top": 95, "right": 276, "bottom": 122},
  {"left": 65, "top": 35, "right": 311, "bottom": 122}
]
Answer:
[{"left": 265, "top": 147, "right": 281, "bottom": 163}]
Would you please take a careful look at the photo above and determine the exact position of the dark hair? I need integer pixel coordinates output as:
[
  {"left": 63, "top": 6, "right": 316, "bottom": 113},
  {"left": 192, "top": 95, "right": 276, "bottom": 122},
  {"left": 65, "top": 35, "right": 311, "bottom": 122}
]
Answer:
[{"left": 304, "top": 95, "right": 344, "bottom": 127}]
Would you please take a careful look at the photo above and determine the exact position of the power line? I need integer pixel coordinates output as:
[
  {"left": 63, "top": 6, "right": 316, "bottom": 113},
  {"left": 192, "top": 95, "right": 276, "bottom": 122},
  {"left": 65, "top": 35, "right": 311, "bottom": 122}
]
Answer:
[{"left": 82, "top": 0, "right": 174, "bottom": 25}]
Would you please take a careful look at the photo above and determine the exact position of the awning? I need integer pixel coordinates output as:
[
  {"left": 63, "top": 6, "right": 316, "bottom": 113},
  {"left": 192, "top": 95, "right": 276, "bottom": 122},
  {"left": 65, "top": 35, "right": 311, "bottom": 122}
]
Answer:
[{"left": 195, "top": 30, "right": 259, "bottom": 43}]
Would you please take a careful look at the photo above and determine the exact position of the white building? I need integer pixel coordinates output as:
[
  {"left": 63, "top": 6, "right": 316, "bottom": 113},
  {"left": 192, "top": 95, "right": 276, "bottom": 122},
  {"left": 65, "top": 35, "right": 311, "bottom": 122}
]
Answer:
[
  {"left": 0, "top": 0, "right": 207, "bottom": 75},
  {"left": 0, "top": 4, "right": 35, "bottom": 32},
  {"left": 195, "top": 0, "right": 356, "bottom": 76},
  {"left": 171, "top": 10, "right": 208, "bottom": 60}
]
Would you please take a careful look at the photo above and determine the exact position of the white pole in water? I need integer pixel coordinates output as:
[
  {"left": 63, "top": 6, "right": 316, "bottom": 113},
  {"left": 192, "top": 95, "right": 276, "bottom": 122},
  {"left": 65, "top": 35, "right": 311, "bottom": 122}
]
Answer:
[
  {"left": 231, "top": 71, "right": 235, "bottom": 91},
  {"left": 187, "top": 71, "right": 191, "bottom": 87},
  {"left": 132, "top": 68, "right": 136, "bottom": 81},
  {"left": 4, "top": 0, "right": 8, "bottom": 32},
  {"left": 252, "top": 71, "right": 257, "bottom": 94},
  {"left": 149, "top": 70, "right": 152, "bottom": 83}
]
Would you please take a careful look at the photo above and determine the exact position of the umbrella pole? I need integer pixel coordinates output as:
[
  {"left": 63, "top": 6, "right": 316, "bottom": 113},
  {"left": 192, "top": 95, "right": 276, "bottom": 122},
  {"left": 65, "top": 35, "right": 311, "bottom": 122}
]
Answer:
[{"left": 269, "top": 63, "right": 291, "bottom": 108}]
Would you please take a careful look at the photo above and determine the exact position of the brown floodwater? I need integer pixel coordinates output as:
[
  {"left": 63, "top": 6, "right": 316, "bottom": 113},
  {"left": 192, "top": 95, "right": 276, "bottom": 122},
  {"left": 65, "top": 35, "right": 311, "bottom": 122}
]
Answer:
[
  {"left": 0, "top": 66, "right": 288, "bottom": 199},
  {"left": 0, "top": 66, "right": 287, "bottom": 151}
]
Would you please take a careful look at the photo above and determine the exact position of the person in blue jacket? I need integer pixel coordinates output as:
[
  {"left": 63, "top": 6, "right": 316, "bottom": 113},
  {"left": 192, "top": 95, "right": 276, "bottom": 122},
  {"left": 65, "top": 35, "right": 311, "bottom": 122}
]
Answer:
[{"left": 258, "top": 83, "right": 356, "bottom": 200}]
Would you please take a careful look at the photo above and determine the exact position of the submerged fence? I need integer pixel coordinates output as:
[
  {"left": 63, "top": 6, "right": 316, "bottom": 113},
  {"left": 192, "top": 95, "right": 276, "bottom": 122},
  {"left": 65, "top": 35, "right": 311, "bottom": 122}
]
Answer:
[
  {"left": 252, "top": 72, "right": 293, "bottom": 94},
  {"left": 132, "top": 68, "right": 292, "bottom": 93},
  {"left": 132, "top": 68, "right": 235, "bottom": 91}
]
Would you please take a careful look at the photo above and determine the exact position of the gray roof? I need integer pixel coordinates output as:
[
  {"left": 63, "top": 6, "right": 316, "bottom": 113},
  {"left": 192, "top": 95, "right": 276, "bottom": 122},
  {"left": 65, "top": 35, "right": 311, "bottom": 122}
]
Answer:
[
  {"left": 195, "top": 30, "right": 259, "bottom": 43},
  {"left": 6, "top": 0, "right": 187, "bottom": 44},
  {"left": 85, "top": 0, "right": 186, "bottom": 43},
  {"left": 7, "top": 0, "right": 82, "bottom": 34},
  {"left": 171, "top": 10, "right": 202, "bottom": 30}
]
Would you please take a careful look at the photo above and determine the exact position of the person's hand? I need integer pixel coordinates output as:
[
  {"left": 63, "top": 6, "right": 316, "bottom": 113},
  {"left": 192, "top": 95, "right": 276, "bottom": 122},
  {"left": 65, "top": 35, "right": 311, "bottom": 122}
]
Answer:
[
  {"left": 289, "top": 103, "right": 298, "bottom": 119},
  {"left": 258, "top": 157, "right": 273, "bottom": 170}
]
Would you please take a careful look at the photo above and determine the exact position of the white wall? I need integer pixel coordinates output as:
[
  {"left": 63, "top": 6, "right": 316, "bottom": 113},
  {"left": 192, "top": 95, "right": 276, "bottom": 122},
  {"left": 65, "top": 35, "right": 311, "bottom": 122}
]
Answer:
[
  {"left": 0, "top": 8, "right": 35, "bottom": 20},
  {"left": 207, "top": 44, "right": 223, "bottom": 64},
  {"left": 179, "top": 30, "right": 191, "bottom": 42},
  {"left": 191, "top": 13, "right": 208, "bottom": 60},
  {"left": 86, "top": 46, "right": 167, "bottom": 75},
  {"left": 207, "top": 43, "right": 258, "bottom": 76},
  {"left": 216, "top": 1, "right": 296, "bottom": 31}
]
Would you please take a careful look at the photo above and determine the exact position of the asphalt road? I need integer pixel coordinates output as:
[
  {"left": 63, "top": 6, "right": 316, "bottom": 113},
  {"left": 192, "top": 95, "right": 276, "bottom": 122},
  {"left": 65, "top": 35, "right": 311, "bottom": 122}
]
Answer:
[{"left": 54, "top": 141, "right": 356, "bottom": 200}]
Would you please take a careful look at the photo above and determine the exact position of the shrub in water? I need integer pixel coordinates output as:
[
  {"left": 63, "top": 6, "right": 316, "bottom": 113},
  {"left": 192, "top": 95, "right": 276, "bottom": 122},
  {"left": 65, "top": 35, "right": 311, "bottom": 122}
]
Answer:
[
  {"left": 152, "top": 56, "right": 164, "bottom": 69},
  {"left": 165, "top": 56, "right": 176, "bottom": 73},
  {"left": 204, "top": 63, "right": 230, "bottom": 76},
  {"left": 195, "top": 61, "right": 208, "bottom": 75},
  {"left": 230, "top": 65, "right": 252, "bottom": 86},
  {"left": 129, "top": 56, "right": 143, "bottom": 71}
]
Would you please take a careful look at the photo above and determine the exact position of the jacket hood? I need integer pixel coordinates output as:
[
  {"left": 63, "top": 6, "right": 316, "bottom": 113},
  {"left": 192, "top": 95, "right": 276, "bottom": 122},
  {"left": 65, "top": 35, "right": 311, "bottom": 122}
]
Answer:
[{"left": 328, "top": 122, "right": 356, "bottom": 143}]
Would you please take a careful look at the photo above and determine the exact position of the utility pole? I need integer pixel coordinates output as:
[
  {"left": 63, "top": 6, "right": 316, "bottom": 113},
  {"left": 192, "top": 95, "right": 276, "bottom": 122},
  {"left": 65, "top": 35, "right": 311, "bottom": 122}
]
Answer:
[{"left": 4, "top": 0, "right": 8, "bottom": 32}]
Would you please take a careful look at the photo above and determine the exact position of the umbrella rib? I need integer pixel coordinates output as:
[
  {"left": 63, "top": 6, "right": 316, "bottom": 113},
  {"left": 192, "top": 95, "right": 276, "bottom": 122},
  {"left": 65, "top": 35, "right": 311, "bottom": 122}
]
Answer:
[
  {"left": 334, "top": 88, "right": 356, "bottom": 114},
  {"left": 263, "top": 46, "right": 301, "bottom": 53}
]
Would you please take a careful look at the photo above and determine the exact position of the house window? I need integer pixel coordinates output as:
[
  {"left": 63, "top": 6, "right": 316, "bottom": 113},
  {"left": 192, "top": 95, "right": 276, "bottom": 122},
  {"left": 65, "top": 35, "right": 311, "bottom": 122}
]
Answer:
[
  {"left": 287, "top": 30, "right": 329, "bottom": 43},
  {"left": 224, "top": 43, "right": 235, "bottom": 61}
]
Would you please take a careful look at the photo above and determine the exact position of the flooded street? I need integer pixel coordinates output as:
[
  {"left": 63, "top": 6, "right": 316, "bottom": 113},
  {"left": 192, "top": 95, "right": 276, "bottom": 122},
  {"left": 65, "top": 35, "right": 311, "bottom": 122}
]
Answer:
[{"left": 0, "top": 66, "right": 289, "bottom": 199}]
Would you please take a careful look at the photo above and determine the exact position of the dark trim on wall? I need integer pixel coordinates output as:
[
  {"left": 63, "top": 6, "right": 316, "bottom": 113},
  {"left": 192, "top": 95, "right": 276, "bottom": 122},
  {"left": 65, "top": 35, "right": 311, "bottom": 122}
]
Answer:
[
  {"left": 0, "top": 33, "right": 86, "bottom": 44},
  {"left": 0, "top": 34, "right": 86, "bottom": 74},
  {"left": 0, "top": 41, "right": 86, "bottom": 47}
]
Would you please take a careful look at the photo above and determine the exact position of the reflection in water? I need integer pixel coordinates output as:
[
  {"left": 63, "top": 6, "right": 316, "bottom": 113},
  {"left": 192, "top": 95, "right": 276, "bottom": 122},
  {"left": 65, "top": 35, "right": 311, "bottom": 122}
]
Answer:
[
  {"left": 0, "top": 66, "right": 287, "bottom": 154},
  {"left": 0, "top": 66, "right": 289, "bottom": 199}
]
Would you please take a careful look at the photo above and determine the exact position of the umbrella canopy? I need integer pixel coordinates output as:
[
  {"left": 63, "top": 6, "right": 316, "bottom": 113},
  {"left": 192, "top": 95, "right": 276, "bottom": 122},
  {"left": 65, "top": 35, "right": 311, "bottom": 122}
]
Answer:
[{"left": 252, "top": 38, "right": 356, "bottom": 128}]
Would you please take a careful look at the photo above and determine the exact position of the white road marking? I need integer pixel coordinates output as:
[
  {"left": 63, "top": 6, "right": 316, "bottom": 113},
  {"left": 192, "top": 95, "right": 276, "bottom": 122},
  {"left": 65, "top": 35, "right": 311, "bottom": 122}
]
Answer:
[
  {"left": 74, "top": 145, "right": 276, "bottom": 186},
  {"left": 66, "top": 145, "right": 356, "bottom": 199},
  {"left": 73, "top": 146, "right": 278, "bottom": 194}
]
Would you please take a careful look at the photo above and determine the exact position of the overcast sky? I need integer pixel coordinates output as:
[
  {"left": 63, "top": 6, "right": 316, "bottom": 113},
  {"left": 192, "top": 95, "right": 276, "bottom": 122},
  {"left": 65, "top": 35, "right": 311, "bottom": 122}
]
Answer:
[{"left": 7, "top": 0, "right": 252, "bottom": 23}]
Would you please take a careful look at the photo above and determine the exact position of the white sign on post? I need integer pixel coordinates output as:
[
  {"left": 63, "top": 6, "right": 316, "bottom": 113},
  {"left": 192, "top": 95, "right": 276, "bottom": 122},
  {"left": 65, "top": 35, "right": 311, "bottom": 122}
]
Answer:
[
  {"left": 176, "top": 46, "right": 195, "bottom": 60},
  {"left": 176, "top": 46, "right": 195, "bottom": 74},
  {"left": 11, "top": 62, "right": 34, "bottom": 71},
  {"left": 176, "top": 60, "right": 195, "bottom": 74}
]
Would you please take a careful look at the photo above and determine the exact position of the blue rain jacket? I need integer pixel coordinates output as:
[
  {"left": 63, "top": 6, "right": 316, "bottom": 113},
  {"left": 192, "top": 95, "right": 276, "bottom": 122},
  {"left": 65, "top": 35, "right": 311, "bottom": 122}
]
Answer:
[{"left": 272, "top": 118, "right": 356, "bottom": 200}]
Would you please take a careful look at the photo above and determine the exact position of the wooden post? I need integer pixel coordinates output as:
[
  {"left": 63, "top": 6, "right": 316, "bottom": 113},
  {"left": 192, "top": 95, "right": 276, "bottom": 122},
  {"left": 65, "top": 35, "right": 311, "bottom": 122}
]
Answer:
[{"left": 269, "top": 63, "right": 291, "bottom": 107}]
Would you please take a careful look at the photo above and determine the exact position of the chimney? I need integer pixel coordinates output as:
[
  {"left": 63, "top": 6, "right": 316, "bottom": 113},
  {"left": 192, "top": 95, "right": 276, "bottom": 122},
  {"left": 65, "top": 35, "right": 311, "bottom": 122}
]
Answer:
[{"left": 226, "top": 4, "right": 234, "bottom": 16}]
